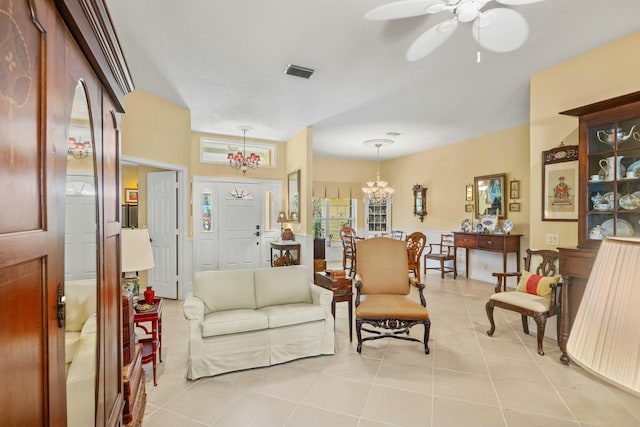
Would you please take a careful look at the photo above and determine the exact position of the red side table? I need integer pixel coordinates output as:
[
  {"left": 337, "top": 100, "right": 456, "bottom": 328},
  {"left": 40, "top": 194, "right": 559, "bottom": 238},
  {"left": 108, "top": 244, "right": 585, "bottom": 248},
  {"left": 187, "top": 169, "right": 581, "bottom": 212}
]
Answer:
[{"left": 134, "top": 297, "right": 163, "bottom": 386}]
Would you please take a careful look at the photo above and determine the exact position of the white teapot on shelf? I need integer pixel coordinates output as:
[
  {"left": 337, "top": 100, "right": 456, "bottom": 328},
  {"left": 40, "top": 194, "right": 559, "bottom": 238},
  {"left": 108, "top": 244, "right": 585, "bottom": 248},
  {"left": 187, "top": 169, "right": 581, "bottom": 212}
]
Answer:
[
  {"left": 596, "top": 125, "right": 636, "bottom": 144},
  {"left": 589, "top": 225, "right": 607, "bottom": 240},
  {"left": 599, "top": 156, "right": 625, "bottom": 180}
]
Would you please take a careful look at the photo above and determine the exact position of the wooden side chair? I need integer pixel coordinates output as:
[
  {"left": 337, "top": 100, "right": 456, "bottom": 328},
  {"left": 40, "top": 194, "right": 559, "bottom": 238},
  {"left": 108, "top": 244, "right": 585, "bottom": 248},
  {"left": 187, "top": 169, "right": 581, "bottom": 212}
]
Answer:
[
  {"left": 486, "top": 249, "right": 561, "bottom": 356},
  {"left": 405, "top": 232, "right": 427, "bottom": 282},
  {"left": 340, "top": 226, "right": 357, "bottom": 277},
  {"left": 354, "top": 237, "right": 430, "bottom": 354},
  {"left": 424, "top": 233, "right": 457, "bottom": 279}
]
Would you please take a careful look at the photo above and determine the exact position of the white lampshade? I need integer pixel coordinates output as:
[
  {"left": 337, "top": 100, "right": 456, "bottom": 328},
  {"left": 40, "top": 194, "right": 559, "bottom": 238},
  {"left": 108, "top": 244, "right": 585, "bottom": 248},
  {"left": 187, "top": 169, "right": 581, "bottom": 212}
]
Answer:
[
  {"left": 567, "top": 237, "right": 640, "bottom": 396},
  {"left": 121, "top": 228, "right": 155, "bottom": 272}
]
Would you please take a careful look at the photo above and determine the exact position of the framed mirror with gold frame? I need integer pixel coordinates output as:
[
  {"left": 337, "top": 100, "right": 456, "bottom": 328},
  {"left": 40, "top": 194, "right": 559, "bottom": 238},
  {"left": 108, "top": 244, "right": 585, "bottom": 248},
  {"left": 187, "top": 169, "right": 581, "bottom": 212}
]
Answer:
[{"left": 474, "top": 173, "right": 506, "bottom": 219}]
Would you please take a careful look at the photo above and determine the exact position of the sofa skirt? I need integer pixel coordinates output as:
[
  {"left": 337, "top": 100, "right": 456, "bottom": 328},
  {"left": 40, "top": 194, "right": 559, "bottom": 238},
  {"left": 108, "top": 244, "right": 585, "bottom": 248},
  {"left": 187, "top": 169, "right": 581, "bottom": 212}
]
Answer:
[
  {"left": 187, "top": 329, "right": 270, "bottom": 380},
  {"left": 269, "top": 319, "right": 335, "bottom": 365}
]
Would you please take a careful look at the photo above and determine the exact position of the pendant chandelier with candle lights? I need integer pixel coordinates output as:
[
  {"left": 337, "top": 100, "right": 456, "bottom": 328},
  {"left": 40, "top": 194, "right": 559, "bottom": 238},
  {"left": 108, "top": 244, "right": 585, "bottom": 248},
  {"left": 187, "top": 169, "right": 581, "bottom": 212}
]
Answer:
[
  {"left": 361, "top": 138, "right": 395, "bottom": 205},
  {"left": 228, "top": 126, "right": 260, "bottom": 175}
]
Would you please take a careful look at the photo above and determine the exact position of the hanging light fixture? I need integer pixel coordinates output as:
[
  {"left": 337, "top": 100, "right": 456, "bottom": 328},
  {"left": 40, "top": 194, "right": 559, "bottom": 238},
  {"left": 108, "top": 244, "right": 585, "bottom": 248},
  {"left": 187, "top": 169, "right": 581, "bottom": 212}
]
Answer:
[
  {"left": 228, "top": 125, "right": 260, "bottom": 175},
  {"left": 67, "top": 137, "right": 92, "bottom": 160},
  {"left": 361, "top": 138, "right": 395, "bottom": 205}
]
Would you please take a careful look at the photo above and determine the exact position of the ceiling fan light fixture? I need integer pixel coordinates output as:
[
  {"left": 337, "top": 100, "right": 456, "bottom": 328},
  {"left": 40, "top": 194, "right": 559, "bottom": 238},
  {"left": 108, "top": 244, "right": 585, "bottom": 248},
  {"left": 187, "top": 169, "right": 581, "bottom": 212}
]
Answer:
[
  {"left": 456, "top": 2, "right": 479, "bottom": 22},
  {"left": 425, "top": 1, "right": 447, "bottom": 14},
  {"left": 472, "top": 7, "right": 528, "bottom": 52}
]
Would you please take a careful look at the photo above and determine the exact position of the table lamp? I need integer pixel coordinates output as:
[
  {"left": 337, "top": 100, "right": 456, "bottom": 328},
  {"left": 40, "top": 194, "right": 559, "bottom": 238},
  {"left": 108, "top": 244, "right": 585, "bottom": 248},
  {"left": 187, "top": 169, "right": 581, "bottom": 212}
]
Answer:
[
  {"left": 121, "top": 228, "right": 155, "bottom": 302},
  {"left": 276, "top": 211, "right": 288, "bottom": 233},
  {"left": 567, "top": 237, "right": 640, "bottom": 396}
]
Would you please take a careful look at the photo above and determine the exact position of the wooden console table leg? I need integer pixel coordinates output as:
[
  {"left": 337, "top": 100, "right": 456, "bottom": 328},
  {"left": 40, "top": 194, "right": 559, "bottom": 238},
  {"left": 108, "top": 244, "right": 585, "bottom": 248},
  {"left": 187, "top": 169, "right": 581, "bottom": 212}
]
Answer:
[{"left": 465, "top": 248, "right": 469, "bottom": 278}]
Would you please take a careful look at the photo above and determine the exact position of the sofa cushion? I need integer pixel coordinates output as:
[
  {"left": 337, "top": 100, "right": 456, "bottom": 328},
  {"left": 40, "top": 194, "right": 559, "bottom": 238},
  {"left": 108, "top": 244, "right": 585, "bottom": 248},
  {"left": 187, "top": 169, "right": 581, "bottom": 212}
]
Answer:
[
  {"left": 202, "top": 309, "right": 268, "bottom": 337},
  {"left": 65, "top": 279, "right": 96, "bottom": 332},
  {"left": 259, "top": 303, "right": 326, "bottom": 328},
  {"left": 65, "top": 332, "right": 81, "bottom": 364},
  {"left": 254, "top": 265, "right": 312, "bottom": 308},
  {"left": 194, "top": 270, "right": 256, "bottom": 313},
  {"left": 489, "top": 291, "right": 550, "bottom": 313},
  {"left": 515, "top": 270, "right": 559, "bottom": 298}
]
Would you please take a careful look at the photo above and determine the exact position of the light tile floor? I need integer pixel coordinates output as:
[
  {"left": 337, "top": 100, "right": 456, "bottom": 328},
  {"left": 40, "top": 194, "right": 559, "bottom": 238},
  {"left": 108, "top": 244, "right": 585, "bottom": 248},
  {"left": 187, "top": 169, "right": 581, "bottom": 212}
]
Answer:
[{"left": 140, "top": 272, "right": 640, "bottom": 427}]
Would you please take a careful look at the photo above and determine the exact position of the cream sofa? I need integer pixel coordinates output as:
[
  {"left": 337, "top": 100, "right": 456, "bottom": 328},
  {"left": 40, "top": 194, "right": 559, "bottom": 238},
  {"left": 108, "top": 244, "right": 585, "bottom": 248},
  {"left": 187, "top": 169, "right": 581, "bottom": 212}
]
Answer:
[
  {"left": 183, "top": 265, "right": 335, "bottom": 380},
  {"left": 65, "top": 279, "right": 97, "bottom": 427}
]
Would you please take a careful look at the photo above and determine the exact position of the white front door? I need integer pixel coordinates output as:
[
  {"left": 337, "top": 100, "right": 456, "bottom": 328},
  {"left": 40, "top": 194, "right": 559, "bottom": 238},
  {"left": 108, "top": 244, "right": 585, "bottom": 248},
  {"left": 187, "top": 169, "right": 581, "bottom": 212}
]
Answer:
[
  {"left": 217, "top": 182, "right": 262, "bottom": 270},
  {"left": 147, "top": 171, "right": 178, "bottom": 298}
]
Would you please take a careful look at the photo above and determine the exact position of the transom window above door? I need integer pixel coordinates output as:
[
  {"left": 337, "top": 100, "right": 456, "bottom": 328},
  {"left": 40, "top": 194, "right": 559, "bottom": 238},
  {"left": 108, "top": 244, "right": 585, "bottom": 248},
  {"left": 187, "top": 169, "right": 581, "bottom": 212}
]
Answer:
[{"left": 200, "top": 137, "right": 276, "bottom": 167}]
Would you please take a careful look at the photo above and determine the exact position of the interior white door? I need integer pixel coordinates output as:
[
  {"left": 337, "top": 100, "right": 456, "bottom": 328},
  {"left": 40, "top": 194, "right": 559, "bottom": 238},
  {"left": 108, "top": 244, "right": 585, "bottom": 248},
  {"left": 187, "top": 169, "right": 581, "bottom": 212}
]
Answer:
[
  {"left": 65, "top": 174, "right": 97, "bottom": 281},
  {"left": 147, "top": 171, "right": 178, "bottom": 298},
  {"left": 218, "top": 182, "right": 262, "bottom": 270}
]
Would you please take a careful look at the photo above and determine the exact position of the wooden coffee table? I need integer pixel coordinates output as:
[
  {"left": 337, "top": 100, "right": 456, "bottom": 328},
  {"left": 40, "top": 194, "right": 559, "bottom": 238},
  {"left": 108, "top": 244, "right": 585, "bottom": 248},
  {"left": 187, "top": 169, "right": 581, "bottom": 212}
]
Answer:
[{"left": 314, "top": 272, "right": 353, "bottom": 341}]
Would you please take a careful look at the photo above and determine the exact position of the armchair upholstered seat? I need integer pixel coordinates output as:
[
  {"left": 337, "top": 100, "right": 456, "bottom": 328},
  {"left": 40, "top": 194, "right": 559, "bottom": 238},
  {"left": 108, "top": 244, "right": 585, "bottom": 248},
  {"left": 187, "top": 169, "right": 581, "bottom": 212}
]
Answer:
[
  {"left": 354, "top": 237, "right": 430, "bottom": 354},
  {"left": 486, "top": 249, "right": 561, "bottom": 356}
]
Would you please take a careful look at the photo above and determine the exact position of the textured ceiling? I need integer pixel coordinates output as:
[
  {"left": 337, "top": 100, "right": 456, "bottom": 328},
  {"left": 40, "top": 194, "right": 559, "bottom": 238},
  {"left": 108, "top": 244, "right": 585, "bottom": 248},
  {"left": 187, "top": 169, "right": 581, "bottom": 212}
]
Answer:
[{"left": 106, "top": 0, "right": 640, "bottom": 161}]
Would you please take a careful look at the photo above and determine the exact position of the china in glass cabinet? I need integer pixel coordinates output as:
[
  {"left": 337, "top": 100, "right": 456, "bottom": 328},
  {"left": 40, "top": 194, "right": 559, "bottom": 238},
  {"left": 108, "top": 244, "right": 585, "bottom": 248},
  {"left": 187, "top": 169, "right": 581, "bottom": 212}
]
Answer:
[
  {"left": 562, "top": 92, "right": 640, "bottom": 248},
  {"left": 364, "top": 199, "right": 391, "bottom": 238}
]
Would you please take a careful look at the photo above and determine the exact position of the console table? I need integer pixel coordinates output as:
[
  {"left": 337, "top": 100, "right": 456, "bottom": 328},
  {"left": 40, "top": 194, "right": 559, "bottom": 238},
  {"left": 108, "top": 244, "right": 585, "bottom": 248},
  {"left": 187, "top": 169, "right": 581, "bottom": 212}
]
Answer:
[
  {"left": 453, "top": 232, "right": 522, "bottom": 278},
  {"left": 270, "top": 241, "right": 301, "bottom": 267}
]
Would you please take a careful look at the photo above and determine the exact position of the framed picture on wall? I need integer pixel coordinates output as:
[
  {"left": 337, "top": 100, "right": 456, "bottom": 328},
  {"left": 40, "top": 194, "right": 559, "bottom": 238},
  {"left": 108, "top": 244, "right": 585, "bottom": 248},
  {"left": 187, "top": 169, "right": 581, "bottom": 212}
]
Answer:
[
  {"left": 509, "top": 202, "right": 521, "bottom": 212},
  {"left": 124, "top": 188, "right": 138, "bottom": 204},
  {"left": 542, "top": 144, "right": 579, "bottom": 221},
  {"left": 465, "top": 185, "right": 473, "bottom": 201},
  {"left": 509, "top": 180, "right": 520, "bottom": 199},
  {"left": 465, "top": 204, "right": 473, "bottom": 213}
]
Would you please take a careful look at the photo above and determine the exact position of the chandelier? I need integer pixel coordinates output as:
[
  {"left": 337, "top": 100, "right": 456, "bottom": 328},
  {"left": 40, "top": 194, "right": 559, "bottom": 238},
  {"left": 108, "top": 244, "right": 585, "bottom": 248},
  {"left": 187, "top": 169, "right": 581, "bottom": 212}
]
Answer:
[
  {"left": 228, "top": 126, "right": 260, "bottom": 175},
  {"left": 67, "top": 137, "right": 92, "bottom": 160},
  {"left": 361, "top": 139, "right": 395, "bottom": 205}
]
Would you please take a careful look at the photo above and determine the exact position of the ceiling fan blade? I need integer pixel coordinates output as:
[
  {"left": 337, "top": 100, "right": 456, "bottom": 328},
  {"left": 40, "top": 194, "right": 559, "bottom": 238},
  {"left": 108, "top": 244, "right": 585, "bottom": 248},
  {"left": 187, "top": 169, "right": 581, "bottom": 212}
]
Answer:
[
  {"left": 471, "top": 8, "right": 528, "bottom": 52},
  {"left": 365, "top": 0, "right": 446, "bottom": 21},
  {"left": 495, "top": 0, "right": 544, "bottom": 5},
  {"left": 406, "top": 18, "right": 459, "bottom": 61}
]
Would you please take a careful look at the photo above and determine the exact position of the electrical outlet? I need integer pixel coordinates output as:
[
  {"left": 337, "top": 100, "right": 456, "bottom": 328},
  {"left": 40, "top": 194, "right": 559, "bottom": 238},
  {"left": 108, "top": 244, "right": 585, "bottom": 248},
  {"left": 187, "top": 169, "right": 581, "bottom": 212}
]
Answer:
[{"left": 546, "top": 234, "right": 559, "bottom": 245}]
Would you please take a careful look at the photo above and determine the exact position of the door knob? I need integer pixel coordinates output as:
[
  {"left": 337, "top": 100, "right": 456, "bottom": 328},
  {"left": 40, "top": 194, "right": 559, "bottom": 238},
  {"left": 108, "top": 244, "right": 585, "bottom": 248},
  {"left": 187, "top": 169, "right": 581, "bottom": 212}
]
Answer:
[{"left": 255, "top": 231, "right": 260, "bottom": 237}]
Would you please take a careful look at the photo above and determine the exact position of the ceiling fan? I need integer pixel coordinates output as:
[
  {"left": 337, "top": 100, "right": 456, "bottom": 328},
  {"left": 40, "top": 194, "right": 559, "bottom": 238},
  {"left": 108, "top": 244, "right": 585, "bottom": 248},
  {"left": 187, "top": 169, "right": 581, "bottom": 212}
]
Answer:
[{"left": 365, "top": 0, "right": 543, "bottom": 62}]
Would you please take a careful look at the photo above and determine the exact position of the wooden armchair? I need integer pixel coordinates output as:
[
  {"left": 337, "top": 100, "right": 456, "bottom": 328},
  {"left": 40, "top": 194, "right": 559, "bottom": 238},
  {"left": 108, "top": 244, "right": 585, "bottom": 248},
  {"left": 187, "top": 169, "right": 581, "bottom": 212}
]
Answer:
[
  {"left": 423, "top": 233, "right": 457, "bottom": 279},
  {"left": 340, "top": 226, "right": 357, "bottom": 277},
  {"left": 406, "top": 232, "right": 427, "bottom": 282},
  {"left": 354, "top": 237, "right": 430, "bottom": 354},
  {"left": 486, "top": 249, "right": 561, "bottom": 356}
]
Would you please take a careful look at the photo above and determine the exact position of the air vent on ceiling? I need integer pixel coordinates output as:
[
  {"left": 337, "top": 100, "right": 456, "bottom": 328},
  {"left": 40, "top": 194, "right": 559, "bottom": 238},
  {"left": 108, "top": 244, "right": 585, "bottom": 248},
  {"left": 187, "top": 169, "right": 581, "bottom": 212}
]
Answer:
[{"left": 284, "top": 64, "right": 314, "bottom": 79}]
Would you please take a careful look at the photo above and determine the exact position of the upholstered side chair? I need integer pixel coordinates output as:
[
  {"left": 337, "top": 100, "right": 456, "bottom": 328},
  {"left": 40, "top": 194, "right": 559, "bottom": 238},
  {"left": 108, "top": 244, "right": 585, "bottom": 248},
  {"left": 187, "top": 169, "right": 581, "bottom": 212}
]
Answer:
[
  {"left": 354, "top": 237, "right": 430, "bottom": 354},
  {"left": 486, "top": 249, "right": 561, "bottom": 356}
]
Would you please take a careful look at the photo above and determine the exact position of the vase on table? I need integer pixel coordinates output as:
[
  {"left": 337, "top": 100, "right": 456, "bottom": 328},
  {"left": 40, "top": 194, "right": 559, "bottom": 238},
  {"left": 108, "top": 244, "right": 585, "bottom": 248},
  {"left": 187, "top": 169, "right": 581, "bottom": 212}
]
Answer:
[{"left": 144, "top": 286, "right": 155, "bottom": 305}]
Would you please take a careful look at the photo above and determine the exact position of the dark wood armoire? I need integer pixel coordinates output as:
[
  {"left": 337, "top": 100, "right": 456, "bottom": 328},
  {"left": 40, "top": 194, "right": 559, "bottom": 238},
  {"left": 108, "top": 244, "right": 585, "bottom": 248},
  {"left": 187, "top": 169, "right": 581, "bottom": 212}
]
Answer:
[{"left": 0, "top": 0, "right": 132, "bottom": 425}]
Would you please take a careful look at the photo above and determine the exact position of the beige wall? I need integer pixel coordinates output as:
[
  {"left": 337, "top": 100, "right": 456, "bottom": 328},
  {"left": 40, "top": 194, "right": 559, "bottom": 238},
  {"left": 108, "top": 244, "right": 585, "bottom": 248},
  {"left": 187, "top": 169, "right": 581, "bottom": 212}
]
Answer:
[
  {"left": 313, "top": 126, "right": 530, "bottom": 236},
  {"left": 285, "top": 127, "right": 313, "bottom": 235},
  {"left": 121, "top": 90, "right": 191, "bottom": 167},
  {"left": 530, "top": 31, "right": 640, "bottom": 249},
  {"left": 385, "top": 125, "right": 530, "bottom": 234}
]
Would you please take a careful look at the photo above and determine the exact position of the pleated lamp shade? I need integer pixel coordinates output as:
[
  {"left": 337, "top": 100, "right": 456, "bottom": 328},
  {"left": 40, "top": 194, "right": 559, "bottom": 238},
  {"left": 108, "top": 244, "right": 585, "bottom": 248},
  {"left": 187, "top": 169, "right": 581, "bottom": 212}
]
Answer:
[
  {"left": 121, "top": 228, "right": 155, "bottom": 272},
  {"left": 567, "top": 237, "right": 640, "bottom": 396}
]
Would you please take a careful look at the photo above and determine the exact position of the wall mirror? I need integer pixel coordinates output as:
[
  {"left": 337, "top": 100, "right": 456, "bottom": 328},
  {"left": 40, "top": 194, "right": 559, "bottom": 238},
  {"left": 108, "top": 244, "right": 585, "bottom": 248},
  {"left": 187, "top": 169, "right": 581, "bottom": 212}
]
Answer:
[
  {"left": 65, "top": 80, "right": 97, "bottom": 427},
  {"left": 412, "top": 184, "right": 427, "bottom": 222},
  {"left": 474, "top": 173, "right": 506, "bottom": 219},
  {"left": 287, "top": 169, "right": 300, "bottom": 222}
]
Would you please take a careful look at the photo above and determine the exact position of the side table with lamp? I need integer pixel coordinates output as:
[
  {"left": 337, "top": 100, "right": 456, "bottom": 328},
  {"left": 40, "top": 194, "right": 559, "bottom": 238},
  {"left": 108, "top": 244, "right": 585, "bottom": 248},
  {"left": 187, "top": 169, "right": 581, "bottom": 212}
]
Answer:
[{"left": 121, "top": 228, "right": 155, "bottom": 303}]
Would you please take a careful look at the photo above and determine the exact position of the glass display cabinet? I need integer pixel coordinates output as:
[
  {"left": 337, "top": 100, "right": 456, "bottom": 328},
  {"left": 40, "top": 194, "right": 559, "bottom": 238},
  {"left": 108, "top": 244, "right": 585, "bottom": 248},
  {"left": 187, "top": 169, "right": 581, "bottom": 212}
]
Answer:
[
  {"left": 364, "top": 199, "right": 391, "bottom": 238},
  {"left": 562, "top": 92, "right": 640, "bottom": 248}
]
